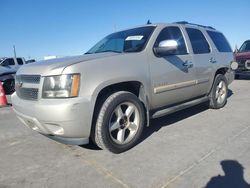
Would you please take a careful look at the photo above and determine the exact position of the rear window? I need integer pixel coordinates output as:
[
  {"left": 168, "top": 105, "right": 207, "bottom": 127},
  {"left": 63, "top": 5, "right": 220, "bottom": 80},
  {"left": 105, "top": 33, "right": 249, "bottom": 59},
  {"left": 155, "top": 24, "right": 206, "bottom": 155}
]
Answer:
[
  {"left": 186, "top": 28, "right": 210, "bottom": 54},
  {"left": 207, "top": 31, "right": 232, "bottom": 52}
]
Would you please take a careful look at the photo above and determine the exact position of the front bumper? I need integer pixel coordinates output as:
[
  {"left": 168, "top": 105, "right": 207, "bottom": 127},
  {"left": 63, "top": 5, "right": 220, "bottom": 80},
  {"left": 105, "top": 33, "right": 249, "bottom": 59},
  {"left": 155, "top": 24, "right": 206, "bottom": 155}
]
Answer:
[
  {"left": 235, "top": 59, "right": 250, "bottom": 74},
  {"left": 11, "top": 93, "right": 94, "bottom": 145},
  {"left": 235, "top": 69, "right": 250, "bottom": 75}
]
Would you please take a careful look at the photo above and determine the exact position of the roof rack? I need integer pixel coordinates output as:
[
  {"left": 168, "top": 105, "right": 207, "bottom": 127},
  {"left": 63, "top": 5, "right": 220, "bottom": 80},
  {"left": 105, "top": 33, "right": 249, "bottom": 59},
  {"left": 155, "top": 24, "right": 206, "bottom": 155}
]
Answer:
[{"left": 174, "top": 21, "right": 215, "bottom": 30}]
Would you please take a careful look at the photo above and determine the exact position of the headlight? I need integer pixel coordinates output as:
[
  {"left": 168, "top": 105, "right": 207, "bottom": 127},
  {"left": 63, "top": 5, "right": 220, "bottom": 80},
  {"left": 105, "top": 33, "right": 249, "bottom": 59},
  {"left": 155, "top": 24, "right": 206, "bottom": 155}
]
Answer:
[
  {"left": 42, "top": 74, "right": 80, "bottom": 98},
  {"left": 230, "top": 61, "right": 238, "bottom": 70}
]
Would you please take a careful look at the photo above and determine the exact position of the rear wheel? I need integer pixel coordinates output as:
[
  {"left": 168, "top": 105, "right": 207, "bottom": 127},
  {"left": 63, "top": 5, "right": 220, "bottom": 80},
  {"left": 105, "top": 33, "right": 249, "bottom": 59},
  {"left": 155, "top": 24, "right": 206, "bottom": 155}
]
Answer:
[
  {"left": 209, "top": 74, "right": 228, "bottom": 109},
  {"left": 94, "top": 91, "right": 145, "bottom": 153}
]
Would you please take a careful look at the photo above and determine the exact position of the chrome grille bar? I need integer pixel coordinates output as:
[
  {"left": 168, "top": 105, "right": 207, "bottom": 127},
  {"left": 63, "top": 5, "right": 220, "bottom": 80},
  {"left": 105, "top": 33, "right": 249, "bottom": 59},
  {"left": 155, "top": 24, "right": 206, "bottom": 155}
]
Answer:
[
  {"left": 16, "top": 75, "right": 41, "bottom": 84},
  {"left": 16, "top": 88, "right": 39, "bottom": 100},
  {"left": 15, "top": 75, "right": 41, "bottom": 100}
]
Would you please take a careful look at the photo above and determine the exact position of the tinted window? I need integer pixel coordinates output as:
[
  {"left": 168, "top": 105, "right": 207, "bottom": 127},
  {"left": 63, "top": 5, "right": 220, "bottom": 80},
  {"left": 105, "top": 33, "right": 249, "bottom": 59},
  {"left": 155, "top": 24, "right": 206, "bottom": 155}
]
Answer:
[
  {"left": 207, "top": 31, "right": 232, "bottom": 52},
  {"left": 239, "top": 41, "right": 250, "bottom": 53},
  {"left": 0, "top": 58, "right": 4, "bottom": 64},
  {"left": 2, "top": 58, "right": 15, "bottom": 66},
  {"left": 186, "top": 28, "right": 210, "bottom": 54},
  {"left": 86, "top": 26, "right": 155, "bottom": 54},
  {"left": 155, "top": 26, "right": 187, "bottom": 55},
  {"left": 17, "top": 58, "right": 24, "bottom": 65}
]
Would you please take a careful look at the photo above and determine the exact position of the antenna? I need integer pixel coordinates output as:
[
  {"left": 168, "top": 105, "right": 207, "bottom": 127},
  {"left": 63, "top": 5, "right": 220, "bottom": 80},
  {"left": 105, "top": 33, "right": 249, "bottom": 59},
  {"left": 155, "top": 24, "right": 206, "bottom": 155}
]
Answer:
[
  {"left": 13, "top": 45, "right": 17, "bottom": 59},
  {"left": 147, "top": 20, "right": 151, "bottom": 24}
]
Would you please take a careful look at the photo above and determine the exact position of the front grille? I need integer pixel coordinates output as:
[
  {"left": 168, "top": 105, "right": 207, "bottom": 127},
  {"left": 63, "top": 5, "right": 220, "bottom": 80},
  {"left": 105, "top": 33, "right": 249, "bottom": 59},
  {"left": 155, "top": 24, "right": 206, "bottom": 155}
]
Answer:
[
  {"left": 16, "top": 88, "right": 39, "bottom": 100},
  {"left": 238, "top": 60, "right": 246, "bottom": 69},
  {"left": 15, "top": 75, "right": 41, "bottom": 100},
  {"left": 16, "top": 75, "right": 41, "bottom": 84},
  {"left": 246, "top": 60, "right": 250, "bottom": 69}
]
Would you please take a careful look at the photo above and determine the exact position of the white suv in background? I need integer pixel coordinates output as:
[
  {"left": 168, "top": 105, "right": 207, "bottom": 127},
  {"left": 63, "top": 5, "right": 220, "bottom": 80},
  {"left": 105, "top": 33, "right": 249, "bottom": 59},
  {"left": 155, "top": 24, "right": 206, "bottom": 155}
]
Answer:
[{"left": 0, "top": 57, "right": 26, "bottom": 94}]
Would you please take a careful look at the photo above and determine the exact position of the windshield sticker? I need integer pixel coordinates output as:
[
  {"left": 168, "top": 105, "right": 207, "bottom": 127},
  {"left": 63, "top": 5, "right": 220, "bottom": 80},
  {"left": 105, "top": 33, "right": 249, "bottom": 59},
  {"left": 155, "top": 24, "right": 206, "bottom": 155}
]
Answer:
[{"left": 125, "top": 35, "right": 144, "bottom": 41}]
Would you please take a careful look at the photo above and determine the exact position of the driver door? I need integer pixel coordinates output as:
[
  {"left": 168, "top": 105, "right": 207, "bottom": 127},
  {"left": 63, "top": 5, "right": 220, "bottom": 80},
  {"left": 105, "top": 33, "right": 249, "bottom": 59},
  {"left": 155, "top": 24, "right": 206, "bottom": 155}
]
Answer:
[{"left": 149, "top": 26, "right": 197, "bottom": 109}]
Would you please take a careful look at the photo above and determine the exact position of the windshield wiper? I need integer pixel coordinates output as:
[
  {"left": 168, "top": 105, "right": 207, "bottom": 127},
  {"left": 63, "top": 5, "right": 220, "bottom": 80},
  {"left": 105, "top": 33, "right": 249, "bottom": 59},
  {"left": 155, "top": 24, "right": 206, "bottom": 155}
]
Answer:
[
  {"left": 94, "top": 50, "right": 122, "bottom": 54},
  {"left": 84, "top": 50, "right": 122, "bottom": 55}
]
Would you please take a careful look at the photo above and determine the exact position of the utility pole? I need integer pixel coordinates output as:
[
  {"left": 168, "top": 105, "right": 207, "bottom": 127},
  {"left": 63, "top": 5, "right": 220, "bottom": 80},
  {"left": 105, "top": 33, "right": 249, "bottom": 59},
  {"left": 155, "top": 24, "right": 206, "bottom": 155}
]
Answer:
[{"left": 13, "top": 45, "right": 17, "bottom": 59}]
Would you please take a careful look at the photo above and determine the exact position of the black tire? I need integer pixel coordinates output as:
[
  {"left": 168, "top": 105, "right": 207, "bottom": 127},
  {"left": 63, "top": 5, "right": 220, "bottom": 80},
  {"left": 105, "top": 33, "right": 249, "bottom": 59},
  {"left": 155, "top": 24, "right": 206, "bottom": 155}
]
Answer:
[
  {"left": 3, "top": 79, "right": 15, "bottom": 95},
  {"left": 94, "top": 91, "right": 145, "bottom": 153},
  {"left": 209, "top": 74, "right": 228, "bottom": 109}
]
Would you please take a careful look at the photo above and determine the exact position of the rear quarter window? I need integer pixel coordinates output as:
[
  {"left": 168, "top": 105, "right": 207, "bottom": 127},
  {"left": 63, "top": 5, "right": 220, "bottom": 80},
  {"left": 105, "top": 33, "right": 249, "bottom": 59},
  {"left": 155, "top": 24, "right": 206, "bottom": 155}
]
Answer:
[{"left": 206, "top": 31, "right": 232, "bottom": 52}]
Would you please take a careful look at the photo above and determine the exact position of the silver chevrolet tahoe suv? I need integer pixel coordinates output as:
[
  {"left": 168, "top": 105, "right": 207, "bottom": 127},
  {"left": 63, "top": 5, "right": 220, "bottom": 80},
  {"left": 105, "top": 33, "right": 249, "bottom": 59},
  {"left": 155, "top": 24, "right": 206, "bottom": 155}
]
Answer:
[{"left": 12, "top": 22, "right": 235, "bottom": 153}]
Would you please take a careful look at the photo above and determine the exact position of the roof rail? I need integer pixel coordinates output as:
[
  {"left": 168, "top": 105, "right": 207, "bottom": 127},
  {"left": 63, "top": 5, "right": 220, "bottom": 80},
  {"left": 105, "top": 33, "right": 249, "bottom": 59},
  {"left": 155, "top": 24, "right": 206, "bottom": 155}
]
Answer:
[{"left": 174, "top": 21, "right": 215, "bottom": 30}]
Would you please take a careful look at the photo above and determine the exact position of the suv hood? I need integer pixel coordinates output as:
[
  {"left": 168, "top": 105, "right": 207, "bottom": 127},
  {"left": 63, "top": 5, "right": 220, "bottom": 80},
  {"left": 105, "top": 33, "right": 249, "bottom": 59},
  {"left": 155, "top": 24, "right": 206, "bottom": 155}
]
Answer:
[
  {"left": 235, "top": 51, "right": 250, "bottom": 61},
  {"left": 0, "top": 66, "right": 16, "bottom": 76},
  {"left": 17, "top": 53, "right": 120, "bottom": 76}
]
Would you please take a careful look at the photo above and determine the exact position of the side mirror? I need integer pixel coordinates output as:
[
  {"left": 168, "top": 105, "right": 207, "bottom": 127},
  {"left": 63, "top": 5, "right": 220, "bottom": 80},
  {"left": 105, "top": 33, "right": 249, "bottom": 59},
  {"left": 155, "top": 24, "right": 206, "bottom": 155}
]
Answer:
[{"left": 154, "top": 40, "right": 178, "bottom": 56}]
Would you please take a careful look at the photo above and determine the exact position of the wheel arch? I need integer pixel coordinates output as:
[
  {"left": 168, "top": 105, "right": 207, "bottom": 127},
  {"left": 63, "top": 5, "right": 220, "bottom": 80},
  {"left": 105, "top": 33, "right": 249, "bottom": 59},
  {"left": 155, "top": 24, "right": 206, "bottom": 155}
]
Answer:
[
  {"left": 90, "top": 81, "right": 150, "bottom": 142},
  {"left": 208, "top": 66, "right": 229, "bottom": 95}
]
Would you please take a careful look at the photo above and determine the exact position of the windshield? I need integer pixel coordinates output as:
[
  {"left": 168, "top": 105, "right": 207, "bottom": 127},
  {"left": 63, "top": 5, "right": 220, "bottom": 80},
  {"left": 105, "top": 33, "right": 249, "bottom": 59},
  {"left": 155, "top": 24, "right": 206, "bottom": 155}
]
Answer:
[
  {"left": 86, "top": 26, "right": 155, "bottom": 54},
  {"left": 239, "top": 41, "right": 250, "bottom": 53},
  {"left": 0, "top": 58, "right": 5, "bottom": 65}
]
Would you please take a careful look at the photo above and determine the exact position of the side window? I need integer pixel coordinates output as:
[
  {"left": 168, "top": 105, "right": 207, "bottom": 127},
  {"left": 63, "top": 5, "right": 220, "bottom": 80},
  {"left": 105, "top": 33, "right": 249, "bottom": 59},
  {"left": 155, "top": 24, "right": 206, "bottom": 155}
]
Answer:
[
  {"left": 17, "top": 58, "right": 24, "bottom": 65},
  {"left": 2, "top": 58, "right": 15, "bottom": 66},
  {"left": 186, "top": 28, "right": 210, "bottom": 54},
  {"left": 155, "top": 26, "right": 187, "bottom": 55},
  {"left": 207, "top": 31, "right": 232, "bottom": 52}
]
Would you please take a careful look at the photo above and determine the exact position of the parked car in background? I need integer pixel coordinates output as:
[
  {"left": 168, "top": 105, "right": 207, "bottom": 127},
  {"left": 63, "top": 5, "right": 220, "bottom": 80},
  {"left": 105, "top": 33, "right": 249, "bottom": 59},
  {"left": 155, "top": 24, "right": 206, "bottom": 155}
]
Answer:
[
  {"left": 12, "top": 22, "right": 234, "bottom": 153},
  {"left": 234, "top": 40, "right": 250, "bottom": 79},
  {"left": 0, "top": 57, "right": 26, "bottom": 94}
]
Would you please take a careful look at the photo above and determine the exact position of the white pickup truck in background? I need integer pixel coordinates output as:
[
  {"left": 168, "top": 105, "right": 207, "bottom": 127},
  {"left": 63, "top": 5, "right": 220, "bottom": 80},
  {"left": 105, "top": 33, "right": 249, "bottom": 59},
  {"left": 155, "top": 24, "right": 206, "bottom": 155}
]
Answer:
[{"left": 0, "top": 57, "right": 27, "bottom": 94}]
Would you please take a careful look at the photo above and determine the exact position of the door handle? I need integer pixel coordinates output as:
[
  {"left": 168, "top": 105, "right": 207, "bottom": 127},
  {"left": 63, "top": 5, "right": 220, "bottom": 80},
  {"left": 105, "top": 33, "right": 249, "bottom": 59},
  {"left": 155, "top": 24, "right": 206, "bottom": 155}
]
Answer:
[
  {"left": 209, "top": 57, "right": 217, "bottom": 63},
  {"left": 183, "top": 61, "right": 193, "bottom": 68}
]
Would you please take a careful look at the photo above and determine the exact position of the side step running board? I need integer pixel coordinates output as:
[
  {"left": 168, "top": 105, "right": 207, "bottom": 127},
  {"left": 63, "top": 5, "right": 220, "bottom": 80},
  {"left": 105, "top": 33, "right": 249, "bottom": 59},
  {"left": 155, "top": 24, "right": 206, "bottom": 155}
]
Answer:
[{"left": 152, "top": 96, "right": 209, "bottom": 119}]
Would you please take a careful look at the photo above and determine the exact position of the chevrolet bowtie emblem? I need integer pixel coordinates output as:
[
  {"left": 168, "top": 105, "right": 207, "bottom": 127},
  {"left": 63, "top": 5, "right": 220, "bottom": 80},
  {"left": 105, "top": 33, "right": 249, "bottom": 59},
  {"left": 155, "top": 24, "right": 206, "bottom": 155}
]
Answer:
[{"left": 16, "top": 81, "right": 23, "bottom": 88}]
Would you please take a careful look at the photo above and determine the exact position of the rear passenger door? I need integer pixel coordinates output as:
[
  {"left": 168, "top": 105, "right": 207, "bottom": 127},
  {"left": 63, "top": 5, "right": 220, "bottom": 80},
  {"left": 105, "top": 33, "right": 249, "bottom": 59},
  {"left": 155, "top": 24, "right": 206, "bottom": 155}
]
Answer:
[{"left": 185, "top": 27, "right": 214, "bottom": 96}]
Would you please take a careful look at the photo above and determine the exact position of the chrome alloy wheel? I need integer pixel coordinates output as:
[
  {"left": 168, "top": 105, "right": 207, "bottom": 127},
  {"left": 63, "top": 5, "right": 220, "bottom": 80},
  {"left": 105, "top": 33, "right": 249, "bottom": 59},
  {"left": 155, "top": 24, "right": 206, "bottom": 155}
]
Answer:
[
  {"left": 215, "top": 80, "right": 227, "bottom": 105},
  {"left": 109, "top": 102, "right": 140, "bottom": 144}
]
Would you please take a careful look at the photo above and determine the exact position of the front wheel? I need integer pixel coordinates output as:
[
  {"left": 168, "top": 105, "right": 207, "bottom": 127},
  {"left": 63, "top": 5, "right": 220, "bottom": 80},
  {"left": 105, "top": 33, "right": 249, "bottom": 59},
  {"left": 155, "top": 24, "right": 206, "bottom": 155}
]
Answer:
[
  {"left": 209, "top": 74, "right": 228, "bottom": 109},
  {"left": 94, "top": 91, "right": 145, "bottom": 153}
]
